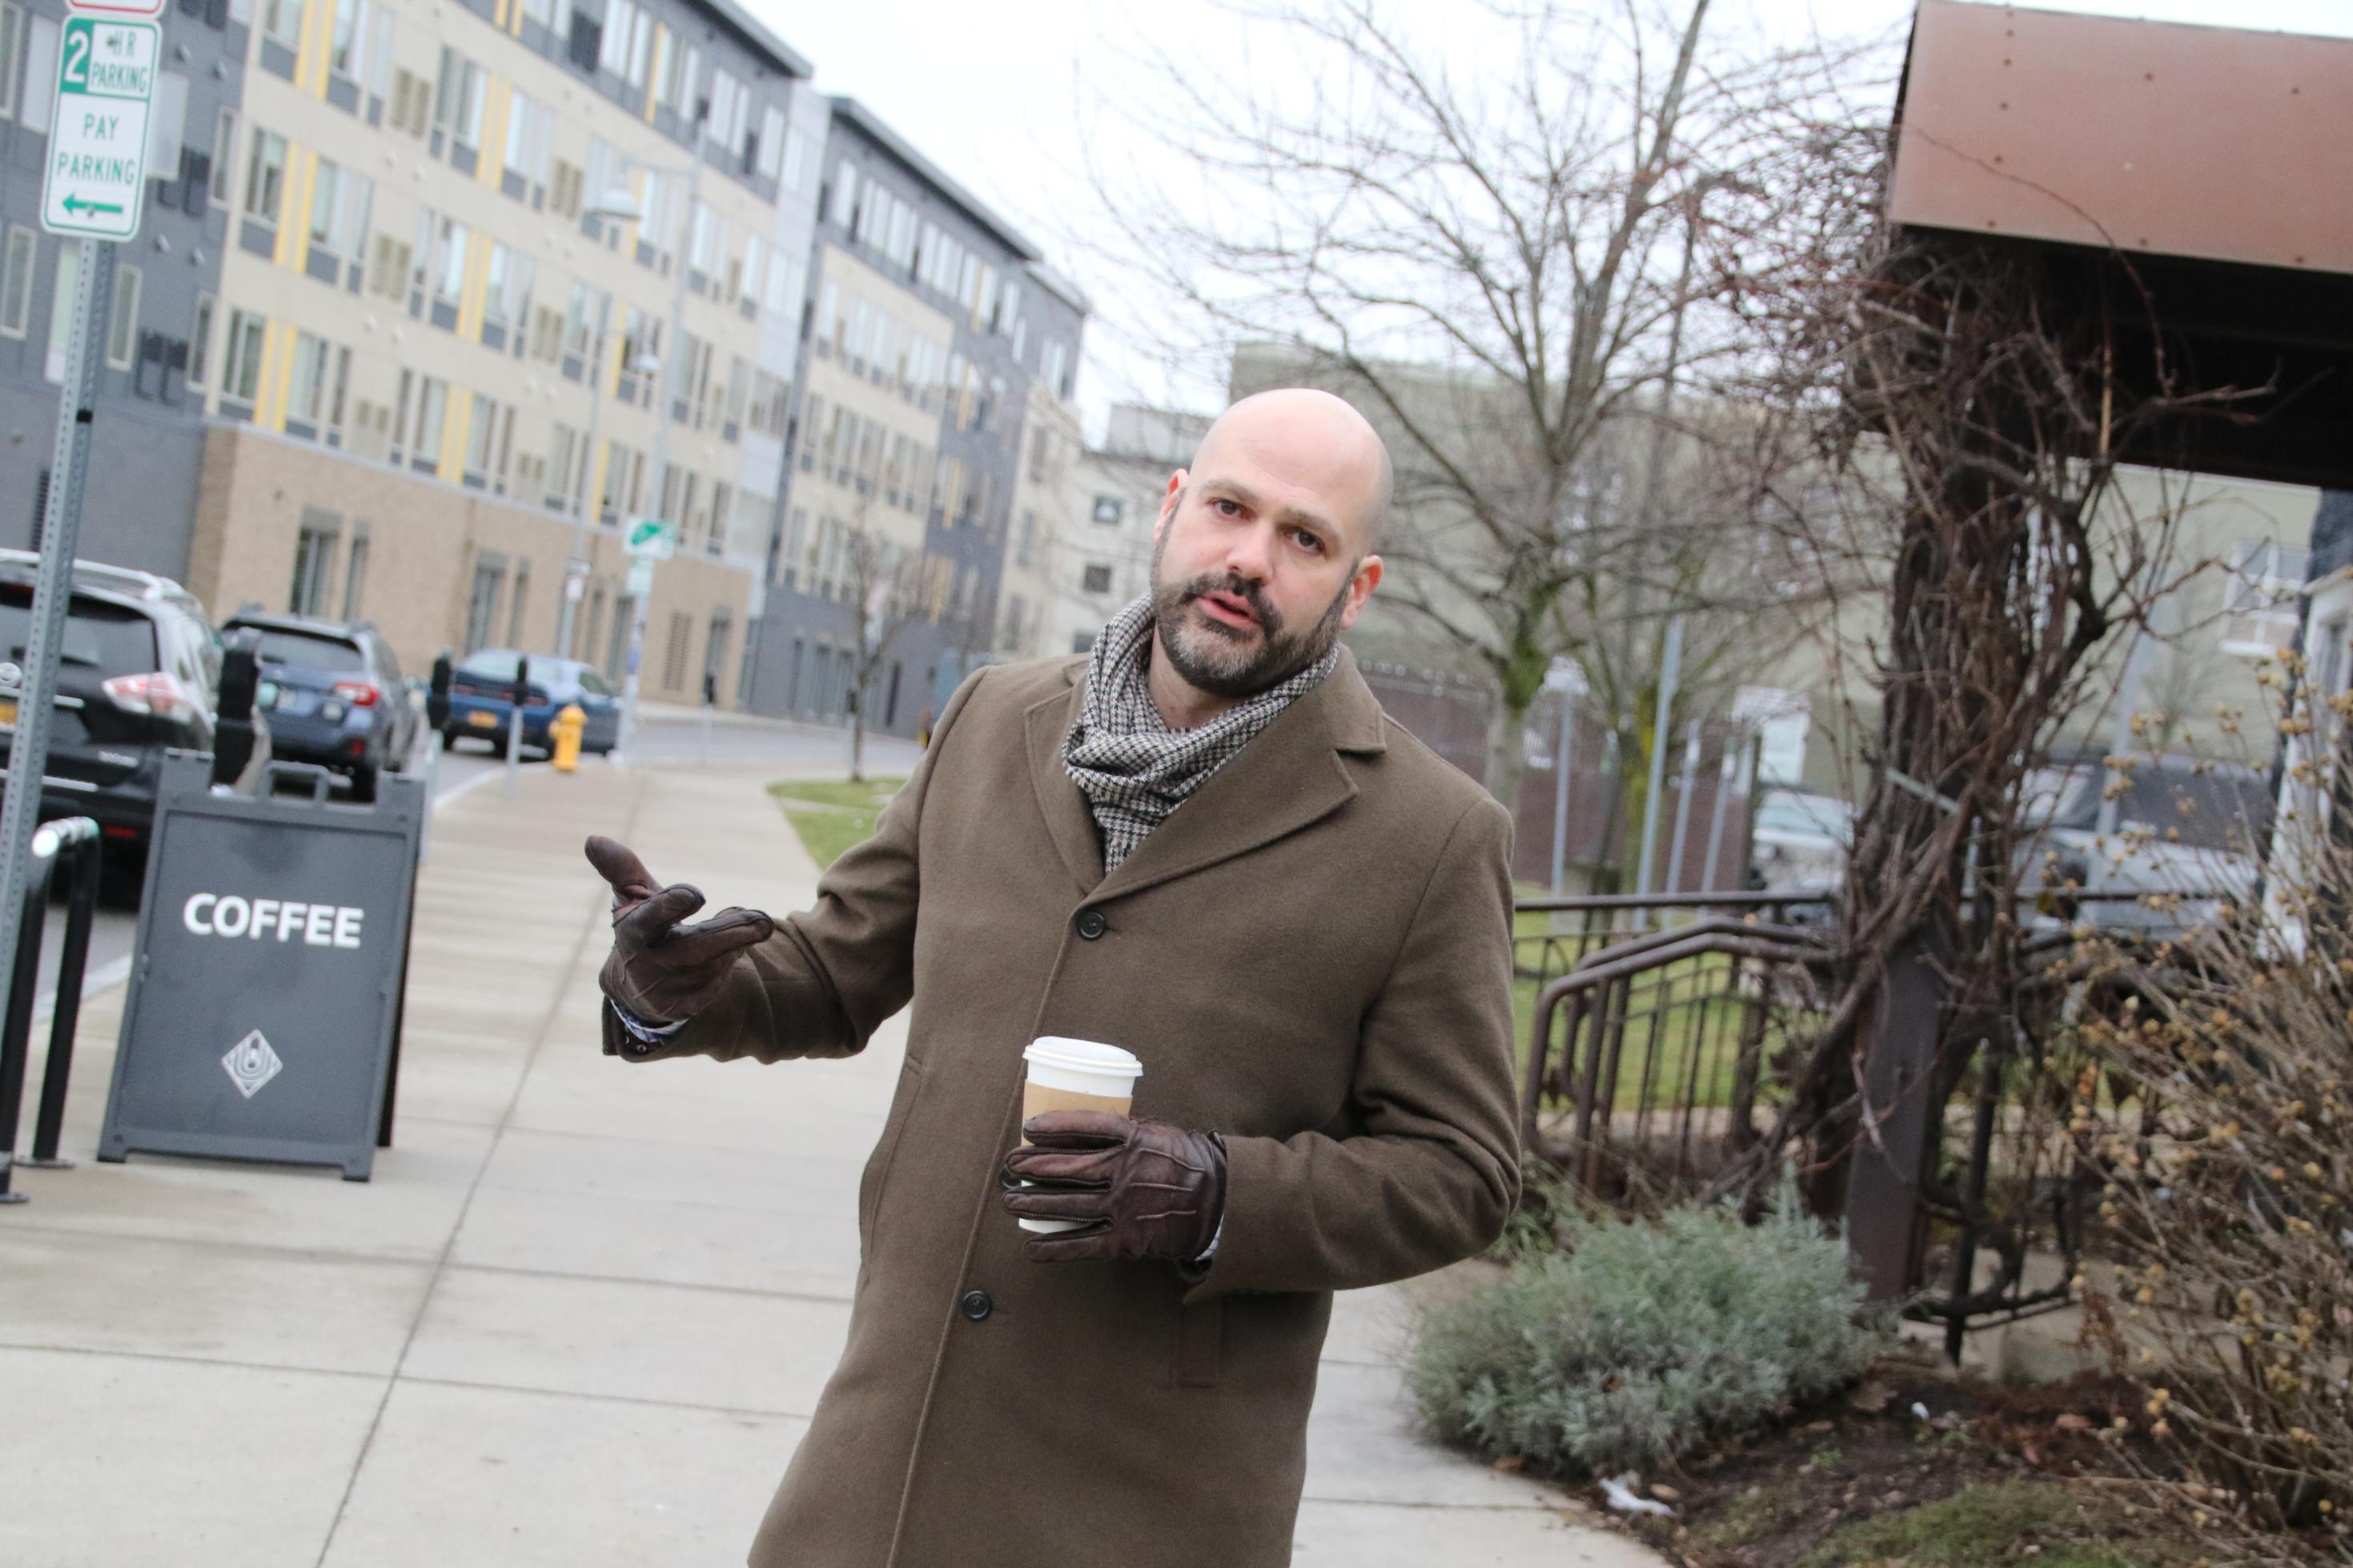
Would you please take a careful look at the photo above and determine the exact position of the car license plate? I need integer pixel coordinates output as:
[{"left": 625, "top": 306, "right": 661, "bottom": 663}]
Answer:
[
  {"left": 468, "top": 710, "right": 498, "bottom": 728},
  {"left": 0, "top": 698, "right": 15, "bottom": 727}
]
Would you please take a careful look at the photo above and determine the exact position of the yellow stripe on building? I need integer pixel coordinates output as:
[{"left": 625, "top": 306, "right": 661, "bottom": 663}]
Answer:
[
  {"left": 255, "top": 322, "right": 296, "bottom": 431},
  {"left": 440, "top": 387, "right": 472, "bottom": 482},
  {"left": 283, "top": 149, "right": 317, "bottom": 275},
  {"left": 456, "top": 235, "right": 494, "bottom": 341},
  {"left": 492, "top": 0, "right": 508, "bottom": 29},
  {"left": 479, "top": 81, "right": 511, "bottom": 187},
  {"left": 296, "top": 0, "right": 331, "bottom": 95},
  {"left": 644, "top": 27, "right": 665, "bottom": 122}
]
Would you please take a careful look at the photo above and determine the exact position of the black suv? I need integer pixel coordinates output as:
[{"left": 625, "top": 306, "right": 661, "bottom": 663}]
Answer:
[
  {"left": 0, "top": 551, "right": 243, "bottom": 857},
  {"left": 221, "top": 611, "right": 418, "bottom": 800}
]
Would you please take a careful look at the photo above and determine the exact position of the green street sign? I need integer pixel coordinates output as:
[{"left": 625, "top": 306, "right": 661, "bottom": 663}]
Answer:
[
  {"left": 624, "top": 515, "right": 677, "bottom": 559},
  {"left": 40, "top": 16, "right": 157, "bottom": 241}
]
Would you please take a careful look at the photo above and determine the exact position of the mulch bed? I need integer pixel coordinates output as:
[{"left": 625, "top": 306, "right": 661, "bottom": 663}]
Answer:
[{"left": 1565, "top": 1337, "right": 2202, "bottom": 1566}]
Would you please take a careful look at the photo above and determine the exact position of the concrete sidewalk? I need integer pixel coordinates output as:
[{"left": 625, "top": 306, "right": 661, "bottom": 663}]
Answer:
[{"left": 0, "top": 763, "right": 1661, "bottom": 1567}]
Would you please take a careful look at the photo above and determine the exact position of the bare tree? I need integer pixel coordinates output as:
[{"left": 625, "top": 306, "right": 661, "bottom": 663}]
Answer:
[
  {"left": 1081, "top": 0, "right": 1867, "bottom": 822},
  {"left": 1692, "top": 100, "right": 2263, "bottom": 1233},
  {"left": 839, "top": 517, "right": 931, "bottom": 783}
]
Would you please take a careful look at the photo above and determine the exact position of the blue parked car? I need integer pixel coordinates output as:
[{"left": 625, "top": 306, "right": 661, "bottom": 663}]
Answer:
[{"left": 442, "top": 649, "right": 620, "bottom": 756}]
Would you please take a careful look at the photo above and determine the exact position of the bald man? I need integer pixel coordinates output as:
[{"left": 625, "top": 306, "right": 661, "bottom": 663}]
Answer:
[{"left": 584, "top": 388, "right": 1520, "bottom": 1568}]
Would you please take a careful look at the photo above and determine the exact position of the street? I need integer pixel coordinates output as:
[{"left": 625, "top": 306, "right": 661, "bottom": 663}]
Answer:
[{"left": 27, "top": 710, "right": 921, "bottom": 1019}]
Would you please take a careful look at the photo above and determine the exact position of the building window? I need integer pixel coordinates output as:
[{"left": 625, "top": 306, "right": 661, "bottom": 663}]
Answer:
[
  {"left": 341, "top": 530, "right": 369, "bottom": 620},
  {"left": 662, "top": 610, "right": 690, "bottom": 692},
  {"left": 389, "top": 69, "right": 430, "bottom": 137},
  {"left": 260, "top": 0, "right": 303, "bottom": 50},
  {"left": 1091, "top": 494, "right": 1122, "bottom": 526},
  {"left": 464, "top": 560, "right": 504, "bottom": 652},
  {"left": 413, "top": 375, "right": 449, "bottom": 460},
  {"left": 604, "top": 594, "right": 633, "bottom": 681},
  {"left": 187, "top": 294, "right": 216, "bottom": 387},
  {"left": 434, "top": 46, "right": 484, "bottom": 148},
  {"left": 464, "top": 394, "right": 499, "bottom": 483},
  {"left": 1082, "top": 563, "right": 1113, "bottom": 595},
  {"left": 243, "top": 128, "right": 287, "bottom": 226},
  {"left": 286, "top": 331, "right": 331, "bottom": 427},
  {"left": 1072, "top": 632, "right": 1096, "bottom": 655},
  {"left": 2221, "top": 539, "right": 2310, "bottom": 656},
  {"left": 289, "top": 523, "right": 337, "bottom": 616},
  {"left": 0, "top": 227, "right": 34, "bottom": 338},
  {"left": 102, "top": 265, "right": 140, "bottom": 371},
  {"left": 705, "top": 612, "right": 732, "bottom": 698},
  {"left": 220, "top": 309, "right": 266, "bottom": 403},
  {"left": 507, "top": 562, "right": 530, "bottom": 645},
  {"left": 0, "top": 4, "right": 22, "bottom": 122},
  {"left": 18, "top": 14, "right": 54, "bottom": 134},
  {"left": 209, "top": 109, "right": 235, "bottom": 204}
]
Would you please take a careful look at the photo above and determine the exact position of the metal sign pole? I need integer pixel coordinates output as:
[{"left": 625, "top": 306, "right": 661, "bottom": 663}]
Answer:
[{"left": 0, "top": 239, "right": 114, "bottom": 1059}]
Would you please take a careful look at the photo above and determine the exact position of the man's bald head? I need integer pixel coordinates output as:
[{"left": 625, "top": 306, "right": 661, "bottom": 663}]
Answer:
[{"left": 1189, "top": 387, "right": 1392, "bottom": 555}]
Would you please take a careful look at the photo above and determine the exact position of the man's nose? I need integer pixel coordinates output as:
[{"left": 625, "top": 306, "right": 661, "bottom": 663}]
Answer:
[{"left": 1219, "top": 521, "right": 1279, "bottom": 583}]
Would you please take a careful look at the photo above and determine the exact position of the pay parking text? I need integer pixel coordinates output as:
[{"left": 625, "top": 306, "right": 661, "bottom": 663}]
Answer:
[{"left": 183, "top": 893, "right": 365, "bottom": 948}]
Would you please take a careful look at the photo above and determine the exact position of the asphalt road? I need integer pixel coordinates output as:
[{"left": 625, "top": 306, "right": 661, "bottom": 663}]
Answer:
[{"left": 30, "top": 709, "right": 916, "bottom": 1017}]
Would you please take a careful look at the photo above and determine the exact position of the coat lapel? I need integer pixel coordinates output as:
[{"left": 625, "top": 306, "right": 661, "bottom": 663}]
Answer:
[
  {"left": 1025, "top": 668, "right": 1105, "bottom": 895},
  {"left": 1090, "top": 648, "right": 1389, "bottom": 905}
]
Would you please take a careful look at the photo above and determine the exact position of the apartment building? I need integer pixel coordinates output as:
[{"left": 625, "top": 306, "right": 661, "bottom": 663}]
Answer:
[
  {"left": 1034, "top": 403, "right": 1206, "bottom": 658},
  {"left": 0, "top": 0, "right": 245, "bottom": 575},
  {"left": 177, "top": 0, "right": 818, "bottom": 700},
  {"left": 994, "top": 263, "right": 1086, "bottom": 660},
  {"left": 742, "top": 95, "right": 1086, "bottom": 738}
]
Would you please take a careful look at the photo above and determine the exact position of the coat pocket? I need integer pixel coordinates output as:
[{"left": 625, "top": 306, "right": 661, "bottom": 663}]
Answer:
[{"left": 857, "top": 1054, "right": 928, "bottom": 1248}]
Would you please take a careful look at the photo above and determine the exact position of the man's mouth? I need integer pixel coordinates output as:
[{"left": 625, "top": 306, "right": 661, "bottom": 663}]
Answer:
[{"left": 1195, "top": 590, "right": 1258, "bottom": 629}]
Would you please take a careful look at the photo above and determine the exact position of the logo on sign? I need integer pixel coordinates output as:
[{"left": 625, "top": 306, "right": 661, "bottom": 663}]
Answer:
[{"left": 220, "top": 1029, "right": 283, "bottom": 1098}]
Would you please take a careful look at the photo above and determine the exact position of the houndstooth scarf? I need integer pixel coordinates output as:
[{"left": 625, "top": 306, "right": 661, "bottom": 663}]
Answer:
[{"left": 1064, "top": 595, "right": 1340, "bottom": 874}]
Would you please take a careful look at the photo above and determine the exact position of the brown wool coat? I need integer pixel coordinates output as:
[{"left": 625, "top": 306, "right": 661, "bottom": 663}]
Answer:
[{"left": 604, "top": 648, "right": 1522, "bottom": 1568}]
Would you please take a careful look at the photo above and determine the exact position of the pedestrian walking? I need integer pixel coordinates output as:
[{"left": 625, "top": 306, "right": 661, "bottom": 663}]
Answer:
[{"left": 584, "top": 387, "right": 1521, "bottom": 1567}]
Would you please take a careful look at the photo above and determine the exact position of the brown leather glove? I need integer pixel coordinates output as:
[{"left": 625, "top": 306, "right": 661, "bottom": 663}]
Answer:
[
  {"left": 999, "top": 1111, "right": 1227, "bottom": 1265},
  {"left": 584, "top": 835, "right": 774, "bottom": 1027}
]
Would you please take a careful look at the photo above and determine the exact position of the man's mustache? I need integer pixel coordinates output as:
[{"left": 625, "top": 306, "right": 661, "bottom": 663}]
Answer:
[{"left": 1183, "top": 573, "right": 1282, "bottom": 633}]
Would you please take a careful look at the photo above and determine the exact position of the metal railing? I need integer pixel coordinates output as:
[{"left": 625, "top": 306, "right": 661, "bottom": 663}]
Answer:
[
  {"left": 1513, "top": 886, "right": 2235, "bottom": 1358},
  {"left": 1515, "top": 892, "right": 1838, "bottom": 1201},
  {"left": 0, "top": 816, "right": 102, "bottom": 1202}
]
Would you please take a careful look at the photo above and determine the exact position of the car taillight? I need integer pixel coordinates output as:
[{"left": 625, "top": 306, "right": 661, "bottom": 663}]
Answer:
[
  {"left": 331, "top": 680, "right": 381, "bottom": 708},
  {"left": 102, "top": 671, "right": 199, "bottom": 724}
]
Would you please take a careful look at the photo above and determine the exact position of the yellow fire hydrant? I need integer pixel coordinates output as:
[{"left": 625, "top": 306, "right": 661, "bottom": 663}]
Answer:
[{"left": 551, "top": 703, "right": 586, "bottom": 773}]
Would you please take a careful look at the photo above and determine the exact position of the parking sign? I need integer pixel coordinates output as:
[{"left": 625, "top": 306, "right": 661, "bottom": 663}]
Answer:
[{"left": 40, "top": 16, "right": 158, "bottom": 241}]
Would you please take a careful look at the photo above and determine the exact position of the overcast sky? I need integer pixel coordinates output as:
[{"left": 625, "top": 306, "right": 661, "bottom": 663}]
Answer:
[{"left": 737, "top": 0, "right": 2352, "bottom": 438}]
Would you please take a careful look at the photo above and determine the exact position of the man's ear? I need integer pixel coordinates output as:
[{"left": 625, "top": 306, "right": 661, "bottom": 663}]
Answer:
[
  {"left": 1155, "top": 469, "right": 1187, "bottom": 543},
  {"left": 1337, "top": 555, "right": 1383, "bottom": 632}
]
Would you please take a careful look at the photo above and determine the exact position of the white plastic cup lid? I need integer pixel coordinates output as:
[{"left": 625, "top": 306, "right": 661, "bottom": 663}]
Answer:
[{"left": 1022, "top": 1036, "right": 1142, "bottom": 1078}]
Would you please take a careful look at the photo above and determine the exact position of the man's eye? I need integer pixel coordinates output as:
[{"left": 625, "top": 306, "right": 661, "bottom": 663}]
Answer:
[
  {"left": 1291, "top": 529, "right": 1324, "bottom": 554},
  {"left": 1213, "top": 499, "right": 1242, "bottom": 517}
]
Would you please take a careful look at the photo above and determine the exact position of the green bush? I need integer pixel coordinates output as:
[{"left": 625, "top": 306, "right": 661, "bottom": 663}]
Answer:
[{"left": 1406, "top": 1177, "right": 1893, "bottom": 1478}]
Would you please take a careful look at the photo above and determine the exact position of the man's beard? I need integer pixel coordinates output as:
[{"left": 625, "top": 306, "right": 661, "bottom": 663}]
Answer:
[{"left": 1149, "top": 531, "right": 1353, "bottom": 701}]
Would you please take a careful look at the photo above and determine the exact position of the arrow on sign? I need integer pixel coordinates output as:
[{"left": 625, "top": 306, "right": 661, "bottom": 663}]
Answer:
[{"left": 62, "top": 195, "right": 123, "bottom": 216}]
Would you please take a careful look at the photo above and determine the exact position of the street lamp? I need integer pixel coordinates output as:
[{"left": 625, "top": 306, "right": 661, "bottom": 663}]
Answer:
[
  {"left": 571, "top": 128, "right": 705, "bottom": 768},
  {"left": 551, "top": 184, "right": 647, "bottom": 667}
]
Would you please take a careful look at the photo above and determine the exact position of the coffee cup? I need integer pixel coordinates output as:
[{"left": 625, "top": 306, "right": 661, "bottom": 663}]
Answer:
[{"left": 1018, "top": 1036, "right": 1143, "bottom": 1233}]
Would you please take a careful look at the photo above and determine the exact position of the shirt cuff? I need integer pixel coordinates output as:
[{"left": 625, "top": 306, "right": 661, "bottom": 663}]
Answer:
[
  {"left": 611, "top": 1001, "right": 687, "bottom": 1052},
  {"left": 1195, "top": 1217, "right": 1223, "bottom": 1265}
]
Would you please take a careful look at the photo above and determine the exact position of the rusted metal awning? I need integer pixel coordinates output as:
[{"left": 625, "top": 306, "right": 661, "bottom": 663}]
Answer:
[{"left": 1889, "top": 1, "right": 2353, "bottom": 487}]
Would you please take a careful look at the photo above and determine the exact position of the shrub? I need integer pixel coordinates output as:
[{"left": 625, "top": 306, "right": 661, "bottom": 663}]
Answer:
[
  {"left": 2057, "top": 738, "right": 2353, "bottom": 1542},
  {"left": 1406, "top": 1174, "right": 1893, "bottom": 1478}
]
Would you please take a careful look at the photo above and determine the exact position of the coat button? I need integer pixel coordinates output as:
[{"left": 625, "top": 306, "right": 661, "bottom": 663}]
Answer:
[
  {"left": 959, "top": 1289, "right": 994, "bottom": 1322},
  {"left": 1074, "top": 909, "right": 1107, "bottom": 940}
]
